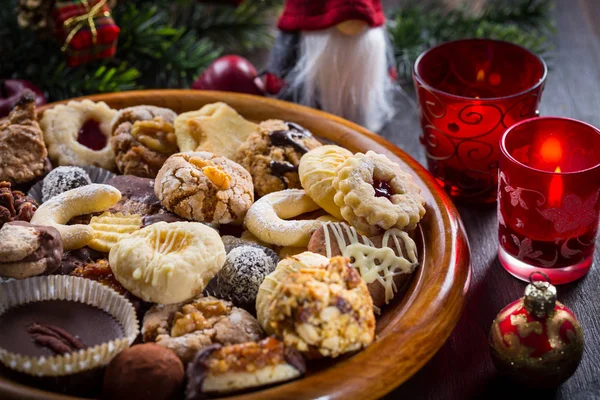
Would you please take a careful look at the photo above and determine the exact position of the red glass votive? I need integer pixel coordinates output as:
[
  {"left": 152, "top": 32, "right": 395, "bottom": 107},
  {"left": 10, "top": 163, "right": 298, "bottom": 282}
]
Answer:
[
  {"left": 413, "top": 39, "right": 547, "bottom": 203},
  {"left": 498, "top": 117, "right": 600, "bottom": 284}
]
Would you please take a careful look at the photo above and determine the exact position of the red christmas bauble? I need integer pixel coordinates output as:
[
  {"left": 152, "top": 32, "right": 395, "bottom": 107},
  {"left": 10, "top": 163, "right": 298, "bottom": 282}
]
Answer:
[
  {"left": 489, "top": 281, "right": 583, "bottom": 387},
  {"left": 191, "top": 55, "right": 264, "bottom": 96},
  {"left": 0, "top": 79, "right": 46, "bottom": 117}
]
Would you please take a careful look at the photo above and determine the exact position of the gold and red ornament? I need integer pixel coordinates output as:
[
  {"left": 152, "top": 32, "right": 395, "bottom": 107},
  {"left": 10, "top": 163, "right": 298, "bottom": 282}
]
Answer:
[
  {"left": 17, "top": 0, "right": 55, "bottom": 32},
  {"left": 489, "top": 274, "right": 584, "bottom": 387},
  {"left": 52, "top": 0, "right": 120, "bottom": 67}
]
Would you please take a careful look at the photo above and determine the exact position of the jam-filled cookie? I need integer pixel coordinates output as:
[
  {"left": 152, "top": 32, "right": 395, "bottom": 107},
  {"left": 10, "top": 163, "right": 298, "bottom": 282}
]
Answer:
[
  {"left": 40, "top": 100, "right": 117, "bottom": 169},
  {"left": 333, "top": 151, "right": 426, "bottom": 235},
  {"left": 235, "top": 120, "right": 322, "bottom": 197}
]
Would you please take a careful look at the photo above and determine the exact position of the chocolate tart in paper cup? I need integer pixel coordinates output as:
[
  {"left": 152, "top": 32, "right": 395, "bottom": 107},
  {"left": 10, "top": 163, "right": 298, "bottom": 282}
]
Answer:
[
  {"left": 0, "top": 275, "right": 138, "bottom": 383},
  {"left": 27, "top": 166, "right": 116, "bottom": 204}
]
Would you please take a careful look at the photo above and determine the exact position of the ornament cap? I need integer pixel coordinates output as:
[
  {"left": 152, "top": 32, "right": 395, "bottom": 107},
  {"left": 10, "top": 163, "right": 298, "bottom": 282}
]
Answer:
[{"left": 524, "top": 272, "right": 557, "bottom": 318}]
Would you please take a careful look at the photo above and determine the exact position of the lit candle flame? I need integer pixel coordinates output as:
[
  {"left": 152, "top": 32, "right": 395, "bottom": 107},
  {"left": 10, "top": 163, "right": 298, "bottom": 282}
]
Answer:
[
  {"left": 548, "top": 166, "right": 563, "bottom": 207},
  {"left": 476, "top": 69, "right": 485, "bottom": 82}
]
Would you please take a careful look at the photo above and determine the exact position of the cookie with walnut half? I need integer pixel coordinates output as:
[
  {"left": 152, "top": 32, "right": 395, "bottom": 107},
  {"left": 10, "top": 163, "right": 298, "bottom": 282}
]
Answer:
[
  {"left": 185, "top": 337, "right": 305, "bottom": 399},
  {"left": 142, "top": 296, "right": 264, "bottom": 364}
]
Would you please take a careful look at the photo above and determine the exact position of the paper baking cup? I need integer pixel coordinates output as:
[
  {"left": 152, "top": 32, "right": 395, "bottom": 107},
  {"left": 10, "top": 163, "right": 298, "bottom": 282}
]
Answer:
[
  {"left": 0, "top": 275, "right": 138, "bottom": 377},
  {"left": 27, "top": 166, "right": 117, "bottom": 204}
]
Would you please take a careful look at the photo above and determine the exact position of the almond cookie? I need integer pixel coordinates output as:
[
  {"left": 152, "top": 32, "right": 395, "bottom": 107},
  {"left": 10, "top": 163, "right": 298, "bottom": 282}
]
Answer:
[
  {"left": 155, "top": 152, "right": 254, "bottom": 225},
  {"left": 333, "top": 151, "right": 426, "bottom": 235},
  {"left": 263, "top": 256, "right": 375, "bottom": 358},
  {"left": 308, "top": 222, "right": 419, "bottom": 308},
  {"left": 186, "top": 337, "right": 305, "bottom": 398},
  {"left": 299, "top": 145, "right": 353, "bottom": 220},
  {"left": 109, "top": 221, "right": 226, "bottom": 304},
  {"left": 0, "top": 90, "right": 49, "bottom": 184},
  {"left": 256, "top": 251, "right": 330, "bottom": 332},
  {"left": 110, "top": 105, "right": 178, "bottom": 178},
  {"left": 174, "top": 102, "right": 257, "bottom": 160},
  {"left": 40, "top": 99, "right": 117, "bottom": 169},
  {"left": 142, "top": 296, "right": 263, "bottom": 364},
  {"left": 235, "top": 120, "right": 322, "bottom": 197}
]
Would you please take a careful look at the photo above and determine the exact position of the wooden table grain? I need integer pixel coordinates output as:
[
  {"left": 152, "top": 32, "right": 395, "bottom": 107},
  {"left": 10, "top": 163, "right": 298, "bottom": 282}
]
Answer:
[{"left": 381, "top": 0, "right": 600, "bottom": 398}]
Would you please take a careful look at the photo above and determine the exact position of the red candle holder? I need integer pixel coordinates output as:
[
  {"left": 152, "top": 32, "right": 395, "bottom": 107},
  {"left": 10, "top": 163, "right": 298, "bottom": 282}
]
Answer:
[
  {"left": 413, "top": 39, "right": 547, "bottom": 203},
  {"left": 498, "top": 117, "right": 600, "bottom": 284}
]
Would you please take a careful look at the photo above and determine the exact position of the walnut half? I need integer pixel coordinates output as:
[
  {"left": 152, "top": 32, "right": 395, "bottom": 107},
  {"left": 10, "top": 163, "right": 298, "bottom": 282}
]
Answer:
[{"left": 131, "top": 117, "right": 178, "bottom": 154}]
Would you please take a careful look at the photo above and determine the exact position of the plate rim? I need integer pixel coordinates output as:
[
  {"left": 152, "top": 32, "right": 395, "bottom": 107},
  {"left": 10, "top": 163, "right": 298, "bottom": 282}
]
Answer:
[{"left": 0, "top": 90, "right": 471, "bottom": 400}]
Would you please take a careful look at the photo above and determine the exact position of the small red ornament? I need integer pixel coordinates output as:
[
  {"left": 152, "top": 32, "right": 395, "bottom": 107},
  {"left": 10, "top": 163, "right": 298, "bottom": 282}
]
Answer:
[
  {"left": 191, "top": 55, "right": 264, "bottom": 96},
  {"left": 0, "top": 79, "right": 46, "bottom": 118},
  {"left": 489, "top": 273, "right": 584, "bottom": 387},
  {"left": 53, "top": 0, "right": 120, "bottom": 67}
]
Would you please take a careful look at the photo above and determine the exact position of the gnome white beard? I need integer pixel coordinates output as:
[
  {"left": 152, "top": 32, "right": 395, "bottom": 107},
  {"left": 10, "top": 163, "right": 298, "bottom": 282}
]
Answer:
[{"left": 286, "top": 26, "right": 395, "bottom": 132}]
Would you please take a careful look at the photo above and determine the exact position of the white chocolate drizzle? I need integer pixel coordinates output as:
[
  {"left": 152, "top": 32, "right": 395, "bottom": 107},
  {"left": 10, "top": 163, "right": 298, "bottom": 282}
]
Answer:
[{"left": 322, "top": 222, "right": 418, "bottom": 305}]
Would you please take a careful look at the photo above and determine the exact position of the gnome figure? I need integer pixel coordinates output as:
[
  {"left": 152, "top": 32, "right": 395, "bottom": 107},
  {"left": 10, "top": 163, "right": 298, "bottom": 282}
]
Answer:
[{"left": 264, "top": 0, "right": 397, "bottom": 132}]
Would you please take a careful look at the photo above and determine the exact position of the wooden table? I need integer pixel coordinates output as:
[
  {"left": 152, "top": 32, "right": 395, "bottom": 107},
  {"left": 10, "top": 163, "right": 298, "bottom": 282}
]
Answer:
[{"left": 381, "top": 0, "right": 600, "bottom": 398}]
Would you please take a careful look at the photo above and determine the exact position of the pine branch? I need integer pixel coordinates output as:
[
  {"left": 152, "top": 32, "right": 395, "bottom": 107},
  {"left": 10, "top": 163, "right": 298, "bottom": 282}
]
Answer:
[{"left": 388, "top": 0, "right": 555, "bottom": 81}]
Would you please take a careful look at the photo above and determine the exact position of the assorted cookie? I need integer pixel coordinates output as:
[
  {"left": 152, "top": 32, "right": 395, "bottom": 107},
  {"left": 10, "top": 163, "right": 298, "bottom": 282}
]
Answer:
[
  {"left": 40, "top": 99, "right": 117, "bottom": 170},
  {"left": 0, "top": 90, "right": 50, "bottom": 185},
  {"left": 111, "top": 105, "right": 179, "bottom": 178},
  {"left": 0, "top": 99, "right": 427, "bottom": 398},
  {"left": 236, "top": 119, "right": 322, "bottom": 197}
]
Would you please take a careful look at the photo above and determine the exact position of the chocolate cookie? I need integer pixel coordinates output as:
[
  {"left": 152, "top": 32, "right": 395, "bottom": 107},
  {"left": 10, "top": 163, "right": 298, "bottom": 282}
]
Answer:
[{"left": 235, "top": 120, "right": 322, "bottom": 197}]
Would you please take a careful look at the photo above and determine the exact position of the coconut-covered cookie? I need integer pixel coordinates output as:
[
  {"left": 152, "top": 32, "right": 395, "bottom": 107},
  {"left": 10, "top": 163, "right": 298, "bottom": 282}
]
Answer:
[
  {"left": 308, "top": 222, "right": 419, "bottom": 308},
  {"left": 235, "top": 120, "right": 322, "bottom": 197},
  {"left": 41, "top": 166, "right": 92, "bottom": 202},
  {"left": 263, "top": 256, "right": 375, "bottom": 358},
  {"left": 142, "top": 296, "right": 264, "bottom": 364},
  {"left": 155, "top": 152, "right": 254, "bottom": 225},
  {"left": 110, "top": 105, "right": 178, "bottom": 178},
  {"left": 333, "top": 151, "right": 426, "bottom": 235},
  {"left": 208, "top": 245, "right": 278, "bottom": 311}
]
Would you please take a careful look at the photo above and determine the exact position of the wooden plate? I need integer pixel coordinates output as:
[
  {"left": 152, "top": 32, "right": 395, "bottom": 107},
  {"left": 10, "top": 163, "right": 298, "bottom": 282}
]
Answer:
[{"left": 0, "top": 90, "right": 471, "bottom": 400}]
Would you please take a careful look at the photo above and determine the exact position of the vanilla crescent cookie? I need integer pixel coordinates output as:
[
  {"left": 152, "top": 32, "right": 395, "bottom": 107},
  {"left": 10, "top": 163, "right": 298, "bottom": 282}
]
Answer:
[
  {"left": 299, "top": 145, "right": 353, "bottom": 220},
  {"left": 40, "top": 100, "right": 117, "bottom": 169},
  {"left": 155, "top": 152, "right": 254, "bottom": 225},
  {"left": 109, "top": 222, "right": 226, "bottom": 304},
  {"left": 333, "top": 151, "right": 425, "bottom": 234},
  {"left": 244, "top": 189, "right": 323, "bottom": 247},
  {"left": 256, "top": 251, "right": 329, "bottom": 333},
  {"left": 30, "top": 184, "right": 121, "bottom": 251}
]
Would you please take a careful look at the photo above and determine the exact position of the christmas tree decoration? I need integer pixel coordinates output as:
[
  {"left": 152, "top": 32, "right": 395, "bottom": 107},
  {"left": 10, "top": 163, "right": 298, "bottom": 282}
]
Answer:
[
  {"left": 489, "top": 274, "right": 584, "bottom": 387},
  {"left": 53, "top": 0, "right": 120, "bottom": 67},
  {"left": 264, "top": 0, "right": 397, "bottom": 132},
  {"left": 17, "top": 0, "right": 54, "bottom": 32},
  {"left": 192, "top": 55, "right": 264, "bottom": 96},
  {"left": 0, "top": 79, "right": 46, "bottom": 118}
]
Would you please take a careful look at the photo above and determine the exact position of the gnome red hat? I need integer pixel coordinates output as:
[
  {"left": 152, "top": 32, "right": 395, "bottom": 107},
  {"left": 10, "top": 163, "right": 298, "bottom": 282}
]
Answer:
[{"left": 277, "top": 0, "right": 385, "bottom": 32}]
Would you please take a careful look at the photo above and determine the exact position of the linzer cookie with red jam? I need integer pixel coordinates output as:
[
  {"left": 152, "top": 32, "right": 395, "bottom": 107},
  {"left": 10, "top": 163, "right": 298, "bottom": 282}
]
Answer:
[
  {"left": 235, "top": 120, "right": 322, "bottom": 197},
  {"left": 332, "top": 151, "right": 426, "bottom": 235},
  {"left": 308, "top": 221, "right": 419, "bottom": 309},
  {"left": 185, "top": 337, "right": 306, "bottom": 398},
  {"left": 40, "top": 99, "right": 117, "bottom": 170}
]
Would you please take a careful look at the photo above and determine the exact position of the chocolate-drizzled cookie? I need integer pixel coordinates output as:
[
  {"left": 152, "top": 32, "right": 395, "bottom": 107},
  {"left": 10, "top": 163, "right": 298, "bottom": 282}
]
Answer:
[{"left": 235, "top": 119, "right": 322, "bottom": 197}]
